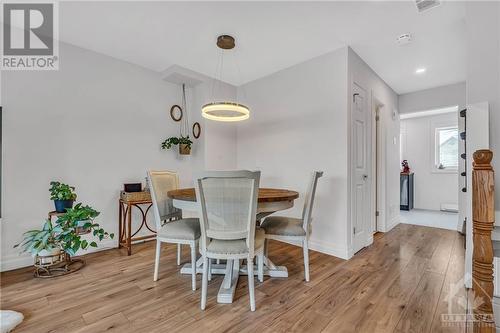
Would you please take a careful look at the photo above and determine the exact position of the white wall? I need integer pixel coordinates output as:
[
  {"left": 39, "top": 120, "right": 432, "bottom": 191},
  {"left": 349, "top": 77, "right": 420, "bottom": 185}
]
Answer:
[
  {"left": 347, "top": 47, "right": 400, "bottom": 239},
  {"left": 400, "top": 113, "right": 459, "bottom": 211},
  {"left": 399, "top": 82, "right": 466, "bottom": 114},
  {"left": 191, "top": 81, "right": 238, "bottom": 171},
  {"left": 464, "top": 0, "right": 500, "bottom": 289},
  {"left": 0, "top": 42, "right": 235, "bottom": 270},
  {"left": 466, "top": 1, "right": 500, "bottom": 206},
  {"left": 237, "top": 48, "right": 350, "bottom": 258}
]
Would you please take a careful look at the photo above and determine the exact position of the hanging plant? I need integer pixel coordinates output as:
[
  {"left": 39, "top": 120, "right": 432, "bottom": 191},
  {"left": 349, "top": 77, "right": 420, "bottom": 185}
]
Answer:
[{"left": 161, "top": 136, "right": 193, "bottom": 155}]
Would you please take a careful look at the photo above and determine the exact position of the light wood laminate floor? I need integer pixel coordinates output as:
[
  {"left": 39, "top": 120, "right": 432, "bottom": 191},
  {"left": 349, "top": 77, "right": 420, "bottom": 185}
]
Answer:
[{"left": 1, "top": 224, "right": 467, "bottom": 332}]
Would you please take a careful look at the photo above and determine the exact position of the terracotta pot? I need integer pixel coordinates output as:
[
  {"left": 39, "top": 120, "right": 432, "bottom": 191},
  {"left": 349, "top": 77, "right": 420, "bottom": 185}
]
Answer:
[{"left": 179, "top": 144, "right": 191, "bottom": 155}]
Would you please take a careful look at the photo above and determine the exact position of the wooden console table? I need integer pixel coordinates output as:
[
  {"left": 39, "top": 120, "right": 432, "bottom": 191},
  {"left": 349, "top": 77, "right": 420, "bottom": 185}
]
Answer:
[{"left": 118, "top": 191, "right": 155, "bottom": 255}]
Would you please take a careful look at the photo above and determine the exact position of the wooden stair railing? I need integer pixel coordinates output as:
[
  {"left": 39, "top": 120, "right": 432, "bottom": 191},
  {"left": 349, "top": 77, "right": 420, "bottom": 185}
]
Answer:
[{"left": 472, "top": 149, "right": 495, "bottom": 332}]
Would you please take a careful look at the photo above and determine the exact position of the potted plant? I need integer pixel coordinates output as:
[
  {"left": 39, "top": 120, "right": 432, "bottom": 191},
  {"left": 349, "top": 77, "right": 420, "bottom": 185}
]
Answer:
[
  {"left": 55, "top": 203, "right": 100, "bottom": 235},
  {"left": 15, "top": 204, "right": 114, "bottom": 263},
  {"left": 161, "top": 136, "right": 193, "bottom": 155},
  {"left": 54, "top": 203, "right": 114, "bottom": 256},
  {"left": 14, "top": 219, "right": 63, "bottom": 264},
  {"left": 49, "top": 181, "right": 77, "bottom": 213}
]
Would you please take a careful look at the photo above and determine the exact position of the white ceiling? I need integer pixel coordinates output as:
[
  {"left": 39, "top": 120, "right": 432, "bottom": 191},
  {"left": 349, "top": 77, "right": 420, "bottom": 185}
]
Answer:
[{"left": 59, "top": 1, "right": 466, "bottom": 94}]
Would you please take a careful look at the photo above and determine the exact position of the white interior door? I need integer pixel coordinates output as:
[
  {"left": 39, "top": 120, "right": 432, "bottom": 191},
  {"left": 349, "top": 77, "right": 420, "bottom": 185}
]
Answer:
[{"left": 352, "top": 83, "right": 370, "bottom": 253}]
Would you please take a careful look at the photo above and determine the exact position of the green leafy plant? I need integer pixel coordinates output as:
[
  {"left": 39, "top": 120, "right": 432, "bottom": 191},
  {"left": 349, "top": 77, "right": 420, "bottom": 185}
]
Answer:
[
  {"left": 49, "top": 181, "right": 77, "bottom": 201},
  {"left": 14, "top": 219, "right": 62, "bottom": 255},
  {"left": 161, "top": 136, "right": 193, "bottom": 150},
  {"left": 14, "top": 203, "right": 114, "bottom": 257},
  {"left": 54, "top": 203, "right": 114, "bottom": 256}
]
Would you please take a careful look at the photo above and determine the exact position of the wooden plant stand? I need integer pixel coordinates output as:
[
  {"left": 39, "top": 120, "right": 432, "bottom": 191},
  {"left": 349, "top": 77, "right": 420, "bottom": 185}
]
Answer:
[{"left": 34, "top": 252, "right": 85, "bottom": 278}]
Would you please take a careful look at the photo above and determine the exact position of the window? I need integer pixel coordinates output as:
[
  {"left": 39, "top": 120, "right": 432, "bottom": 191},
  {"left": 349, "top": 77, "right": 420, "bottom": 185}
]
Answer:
[{"left": 435, "top": 126, "right": 458, "bottom": 171}]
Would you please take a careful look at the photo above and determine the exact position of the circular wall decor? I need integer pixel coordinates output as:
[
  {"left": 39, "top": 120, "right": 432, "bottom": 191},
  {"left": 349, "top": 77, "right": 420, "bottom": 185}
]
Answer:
[
  {"left": 192, "top": 122, "right": 201, "bottom": 139},
  {"left": 170, "top": 105, "right": 183, "bottom": 122}
]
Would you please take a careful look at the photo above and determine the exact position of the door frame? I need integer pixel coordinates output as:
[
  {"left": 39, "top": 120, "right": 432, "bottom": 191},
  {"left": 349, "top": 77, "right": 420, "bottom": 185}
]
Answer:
[{"left": 372, "top": 98, "right": 385, "bottom": 233}]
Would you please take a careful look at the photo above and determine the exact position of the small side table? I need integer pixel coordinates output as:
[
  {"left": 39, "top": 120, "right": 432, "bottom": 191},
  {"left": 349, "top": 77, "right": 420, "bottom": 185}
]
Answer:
[{"left": 118, "top": 191, "right": 155, "bottom": 255}]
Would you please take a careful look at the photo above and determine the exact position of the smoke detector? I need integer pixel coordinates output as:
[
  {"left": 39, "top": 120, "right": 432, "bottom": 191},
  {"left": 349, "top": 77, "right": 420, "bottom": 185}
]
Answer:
[
  {"left": 397, "top": 33, "right": 412, "bottom": 46},
  {"left": 415, "top": 0, "right": 441, "bottom": 13}
]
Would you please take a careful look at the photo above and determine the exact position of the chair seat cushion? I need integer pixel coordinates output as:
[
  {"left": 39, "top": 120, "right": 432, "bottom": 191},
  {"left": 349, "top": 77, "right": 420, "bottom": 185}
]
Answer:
[
  {"left": 261, "top": 216, "right": 306, "bottom": 237},
  {"left": 158, "top": 218, "right": 200, "bottom": 240},
  {"left": 206, "top": 228, "right": 265, "bottom": 256}
]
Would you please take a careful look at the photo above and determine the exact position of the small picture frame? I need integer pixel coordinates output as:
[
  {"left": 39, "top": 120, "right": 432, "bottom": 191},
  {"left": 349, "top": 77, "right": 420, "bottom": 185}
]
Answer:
[
  {"left": 192, "top": 122, "right": 201, "bottom": 139},
  {"left": 170, "top": 105, "right": 183, "bottom": 122}
]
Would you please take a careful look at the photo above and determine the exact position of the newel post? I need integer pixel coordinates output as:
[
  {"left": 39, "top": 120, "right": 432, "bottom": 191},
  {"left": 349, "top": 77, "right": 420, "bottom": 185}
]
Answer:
[{"left": 472, "top": 149, "right": 495, "bottom": 332}]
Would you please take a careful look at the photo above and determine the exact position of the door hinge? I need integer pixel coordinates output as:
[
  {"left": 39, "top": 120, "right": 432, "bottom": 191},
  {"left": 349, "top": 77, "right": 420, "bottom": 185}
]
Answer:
[
  {"left": 353, "top": 227, "right": 356, "bottom": 234},
  {"left": 376, "top": 115, "right": 380, "bottom": 121},
  {"left": 376, "top": 211, "right": 380, "bottom": 217},
  {"left": 353, "top": 93, "right": 360, "bottom": 102}
]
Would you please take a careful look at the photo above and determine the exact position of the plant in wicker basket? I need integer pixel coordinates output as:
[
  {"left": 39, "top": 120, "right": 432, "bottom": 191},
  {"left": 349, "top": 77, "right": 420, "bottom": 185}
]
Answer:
[
  {"left": 161, "top": 136, "right": 193, "bottom": 155},
  {"left": 54, "top": 203, "right": 114, "bottom": 256}
]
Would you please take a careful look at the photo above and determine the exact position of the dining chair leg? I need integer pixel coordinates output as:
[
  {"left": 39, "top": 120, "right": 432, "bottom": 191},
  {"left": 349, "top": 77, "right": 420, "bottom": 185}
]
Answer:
[
  {"left": 264, "top": 238, "right": 269, "bottom": 258},
  {"left": 208, "top": 259, "right": 212, "bottom": 281},
  {"left": 201, "top": 255, "right": 208, "bottom": 310},
  {"left": 257, "top": 253, "right": 264, "bottom": 282},
  {"left": 190, "top": 243, "right": 196, "bottom": 291},
  {"left": 247, "top": 256, "right": 256, "bottom": 311},
  {"left": 177, "top": 244, "right": 182, "bottom": 266},
  {"left": 303, "top": 238, "right": 310, "bottom": 282},
  {"left": 153, "top": 240, "right": 161, "bottom": 282}
]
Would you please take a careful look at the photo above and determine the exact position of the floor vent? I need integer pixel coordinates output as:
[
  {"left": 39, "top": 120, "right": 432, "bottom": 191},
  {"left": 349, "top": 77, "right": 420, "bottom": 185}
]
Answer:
[{"left": 415, "top": 0, "right": 441, "bottom": 13}]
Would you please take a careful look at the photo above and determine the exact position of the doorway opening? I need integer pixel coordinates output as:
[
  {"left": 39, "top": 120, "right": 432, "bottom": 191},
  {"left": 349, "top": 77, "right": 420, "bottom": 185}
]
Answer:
[{"left": 399, "top": 106, "right": 460, "bottom": 231}]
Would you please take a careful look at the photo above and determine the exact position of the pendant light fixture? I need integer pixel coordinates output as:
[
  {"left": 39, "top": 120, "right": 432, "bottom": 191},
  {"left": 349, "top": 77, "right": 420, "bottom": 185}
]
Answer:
[{"left": 202, "top": 35, "right": 250, "bottom": 122}]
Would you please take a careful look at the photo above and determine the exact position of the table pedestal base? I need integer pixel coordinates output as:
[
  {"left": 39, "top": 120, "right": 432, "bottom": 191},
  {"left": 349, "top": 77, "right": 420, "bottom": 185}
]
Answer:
[{"left": 180, "top": 257, "right": 288, "bottom": 304}]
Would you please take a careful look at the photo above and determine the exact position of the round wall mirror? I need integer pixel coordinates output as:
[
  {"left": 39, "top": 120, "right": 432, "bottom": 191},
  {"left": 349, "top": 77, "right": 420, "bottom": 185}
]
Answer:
[
  {"left": 170, "top": 105, "right": 183, "bottom": 122},
  {"left": 192, "top": 122, "right": 201, "bottom": 139}
]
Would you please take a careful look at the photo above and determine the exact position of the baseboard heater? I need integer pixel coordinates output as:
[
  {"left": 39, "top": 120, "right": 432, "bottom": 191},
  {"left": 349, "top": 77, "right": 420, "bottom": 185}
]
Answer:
[{"left": 440, "top": 203, "right": 458, "bottom": 213}]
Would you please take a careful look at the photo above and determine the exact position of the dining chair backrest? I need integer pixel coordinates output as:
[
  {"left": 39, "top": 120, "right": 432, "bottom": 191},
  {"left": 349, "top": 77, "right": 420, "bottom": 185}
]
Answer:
[
  {"left": 302, "top": 171, "right": 324, "bottom": 232},
  {"left": 194, "top": 170, "right": 261, "bottom": 256},
  {"left": 147, "top": 170, "right": 180, "bottom": 231}
]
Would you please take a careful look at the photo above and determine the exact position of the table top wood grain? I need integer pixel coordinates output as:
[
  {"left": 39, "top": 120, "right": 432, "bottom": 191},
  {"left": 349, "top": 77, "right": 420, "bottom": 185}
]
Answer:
[{"left": 167, "top": 188, "right": 299, "bottom": 203}]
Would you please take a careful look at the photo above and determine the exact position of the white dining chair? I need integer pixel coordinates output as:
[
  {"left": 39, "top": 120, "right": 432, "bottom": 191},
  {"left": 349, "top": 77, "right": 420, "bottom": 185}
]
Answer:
[
  {"left": 194, "top": 170, "right": 264, "bottom": 311},
  {"left": 148, "top": 170, "right": 200, "bottom": 291},
  {"left": 260, "top": 171, "right": 323, "bottom": 282}
]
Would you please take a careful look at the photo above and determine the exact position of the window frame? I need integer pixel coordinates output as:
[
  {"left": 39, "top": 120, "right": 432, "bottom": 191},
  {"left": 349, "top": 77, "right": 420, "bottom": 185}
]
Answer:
[{"left": 432, "top": 125, "right": 459, "bottom": 173}]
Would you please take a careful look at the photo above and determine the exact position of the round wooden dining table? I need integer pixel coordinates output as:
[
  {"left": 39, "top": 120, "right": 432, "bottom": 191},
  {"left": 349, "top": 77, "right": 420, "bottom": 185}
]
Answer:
[{"left": 167, "top": 187, "right": 299, "bottom": 304}]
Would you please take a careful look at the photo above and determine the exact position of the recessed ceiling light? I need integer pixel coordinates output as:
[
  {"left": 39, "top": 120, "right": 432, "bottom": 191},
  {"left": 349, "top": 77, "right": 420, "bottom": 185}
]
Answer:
[{"left": 415, "top": 67, "right": 426, "bottom": 74}]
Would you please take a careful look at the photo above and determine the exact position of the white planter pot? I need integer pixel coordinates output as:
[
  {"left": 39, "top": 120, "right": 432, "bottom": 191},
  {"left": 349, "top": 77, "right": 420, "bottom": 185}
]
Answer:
[{"left": 37, "top": 248, "right": 62, "bottom": 265}]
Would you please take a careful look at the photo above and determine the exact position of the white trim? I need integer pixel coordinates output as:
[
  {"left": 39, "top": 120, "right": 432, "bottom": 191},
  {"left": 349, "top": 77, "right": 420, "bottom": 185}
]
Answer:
[
  {"left": 1, "top": 239, "right": 118, "bottom": 272},
  {"left": 381, "top": 215, "right": 400, "bottom": 233},
  {"left": 274, "top": 237, "right": 350, "bottom": 260},
  {"left": 399, "top": 105, "right": 459, "bottom": 120},
  {"left": 309, "top": 238, "right": 351, "bottom": 260}
]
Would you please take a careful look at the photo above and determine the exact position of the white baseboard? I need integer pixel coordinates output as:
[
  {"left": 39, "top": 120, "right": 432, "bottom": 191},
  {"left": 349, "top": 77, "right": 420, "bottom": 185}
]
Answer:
[
  {"left": 270, "top": 237, "right": 349, "bottom": 260},
  {"left": 384, "top": 215, "right": 400, "bottom": 232},
  {"left": 0, "top": 239, "right": 118, "bottom": 272},
  {"left": 308, "top": 239, "right": 350, "bottom": 260}
]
